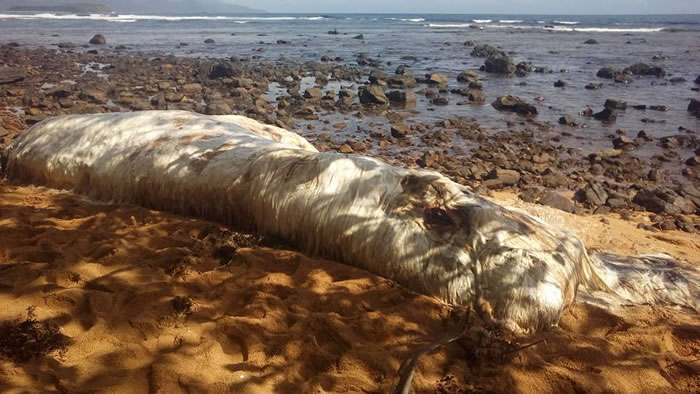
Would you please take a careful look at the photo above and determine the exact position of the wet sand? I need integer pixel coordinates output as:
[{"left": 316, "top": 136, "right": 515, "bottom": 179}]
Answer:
[{"left": 1, "top": 181, "right": 697, "bottom": 393}]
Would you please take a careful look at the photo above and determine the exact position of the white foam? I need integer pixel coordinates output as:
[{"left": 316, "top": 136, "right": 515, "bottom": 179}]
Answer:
[
  {"left": 426, "top": 23, "right": 473, "bottom": 28},
  {"left": 499, "top": 19, "right": 523, "bottom": 23},
  {"left": 554, "top": 20, "right": 580, "bottom": 25},
  {"left": 472, "top": 19, "right": 492, "bottom": 23},
  {"left": 0, "top": 13, "right": 328, "bottom": 23}
]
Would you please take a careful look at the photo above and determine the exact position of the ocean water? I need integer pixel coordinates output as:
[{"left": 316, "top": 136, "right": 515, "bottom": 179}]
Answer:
[{"left": 1, "top": 12, "right": 699, "bottom": 158}]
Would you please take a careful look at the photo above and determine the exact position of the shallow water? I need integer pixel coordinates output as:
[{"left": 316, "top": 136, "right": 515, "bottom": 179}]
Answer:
[{"left": 2, "top": 13, "right": 699, "bottom": 159}]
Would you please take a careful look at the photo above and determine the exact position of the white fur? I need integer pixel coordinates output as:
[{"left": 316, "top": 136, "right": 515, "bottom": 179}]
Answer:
[{"left": 4, "top": 110, "right": 697, "bottom": 333}]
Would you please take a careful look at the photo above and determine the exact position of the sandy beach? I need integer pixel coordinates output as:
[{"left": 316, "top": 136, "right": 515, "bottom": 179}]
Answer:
[{"left": 0, "top": 180, "right": 697, "bottom": 392}]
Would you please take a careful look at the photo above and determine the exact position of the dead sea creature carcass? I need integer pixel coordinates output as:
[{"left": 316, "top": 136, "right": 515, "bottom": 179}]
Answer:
[{"left": 4, "top": 110, "right": 697, "bottom": 333}]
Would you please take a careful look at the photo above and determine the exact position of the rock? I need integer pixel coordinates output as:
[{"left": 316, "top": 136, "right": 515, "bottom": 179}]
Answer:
[
  {"left": 624, "top": 63, "right": 665, "bottom": 77},
  {"left": 276, "top": 39, "right": 290, "bottom": 44},
  {"left": 303, "top": 87, "right": 323, "bottom": 100},
  {"left": 612, "top": 135, "right": 635, "bottom": 150},
  {"left": 593, "top": 108, "right": 617, "bottom": 121},
  {"left": 359, "top": 84, "right": 388, "bottom": 104},
  {"left": 554, "top": 80, "right": 567, "bottom": 87},
  {"left": 687, "top": 156, "right": 700, "bottom": 166},
  {"left": 204, "top": 38, "right": 215, "bottom": 44},
  {"left": 696, "top": 74, "right": 700, "bottom": 84},
  {"left": 427, "top": 73, "right": 449, "bottom": 88},
  {"left": 688, "top": 98, "right": 700, "bottom": 116},
  {"left": 583, "top": 39, "right": 599, "bottom": 44},
  {"left": 418, "top": 151, "right": 439, "bottom": 167},
  {"left": 390, "top": 124, "right": 410, "bottom": 138},
  {"left": 205, "top": 101, "right": 232, "bottom": 115},
  {"left": 386, "top": 90, "right": 417, "bottom": 104},
  {"left": 637, "top": 130, "right": 653, "bottom": 140},
  {"left": 633, "top": 188, "right": 696, "bottom": 215},
  {"left": 492, "top": 96, "right": 537, "bottom": 115},
  {"left": 431, "top": 97, "right": 449, "bottom": 106},
  {"left": 649, "top": 105, "right": 668, "bottom": 111},
  {"left": 353, "top": 34, "right": 364, "bottom": 40},
  {"left": 577, "top": 182, "right": 609, "bottom": 206},
  {"left": 632, "top": 104, "right": 647, "bottom": 110},
  {"left": 558, "top": 114, "right": 577, "bottom": 126},
  {"left": 486, "top": 168, "right": 520, "bottom": 186},
  {"left": 25, "top": 114, "right": 48, "bottom": 125},
  {"left": 539, "top": 192, "right": 578, "bottom": 213},
  {"left": 471, "top": 44, "right": 506, "bottom": 58},
  {"left": 457, "top": 70, "right": 478, "bottom": 83},
  {"left": 89, "top": 34, "right": 105, "bottom": 45},
  {"left": 46, "top": 84, "right": 73, "bottom": 98},
  {"left": 339, "top": 144, "right": 353, "bottom": 153},
  {"left": 369, "top": 69, "right": 388, "bottom": 84},
  {"left": 232, "top": 78, "right": 253, "bottom": 89},
  {"left": 604, "top": 98, "right": 627, "bottom": 110},
  {"left": 614, "top": 73, "right": 634, "bottom": 84},
  {"left": 328, "top": 29, "right": 340, "bottom": 35},
  {"left": 0, "top": 66, "right": 26, "bottom": 85},
  {"left": 484, "top": 55, "right": 515, "bottom": 74},
  {"left": 669, "top": 77, "right": 686, "bottom": 83},
  {"left": 542, "top": 173, "right": 569, "bottom": 188},
  {"left": 585, "top": 83, "right": 602, "bottom": 90},
  {"left": 79, "top": 89, "right": 107, "bottom": 104},
  {"left": 207, "top": 61, "right": 235, "bottom": 79},
  {"left": 597, "top": 67, "right": 617, "bottom": 79}
]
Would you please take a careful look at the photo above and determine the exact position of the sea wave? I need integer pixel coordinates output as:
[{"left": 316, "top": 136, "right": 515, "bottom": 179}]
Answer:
[
  {"left": 554, "top": 20, "right": 580, "bottom": 25},
  {"left": 499, "top": 19, "right": 523, "bottom": 23},
  {"left": 0, "top": 13, "right": 328, "bottom": 23},
  {"left": 472, "top": 19, "right": 492, "bottom": 23},
  {"left": 387, "top": 17, "right": 425, "bottom": 22},
  {"left": 426, "top": 23, "right": 474, "bottom": 28}
]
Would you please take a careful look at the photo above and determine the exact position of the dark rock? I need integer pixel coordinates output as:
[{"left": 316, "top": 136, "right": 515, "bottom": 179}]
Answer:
[
  {"left": 386, "top": 90, "right": 417, "bottom": 104},
  {"left": 204, "top": 38, "right": 215, "bottom": 44},
  {"left": 88, "top": 34, "right": 105, "bottom": 45},
  {"left": 369, "top": 69, "right": 388, "bottom": 85},
  {"left": 593, "top": 108, "right": 617, "bottom": 121},
  {"left": 0, "top": 66, "right": 26, "bottom": 85},
  {"left": 623, "top": 63, "right": 665, "bottom": 77},
  {"left": 649, "top": 105, "right": 668, "bottom": 111},
  {"left": 457, "top": 70, "right": 478, "bottom": 83},
  {"left": 427, "top": 73, "right": 449, "bottom": 88},
  {"left": 583, "top": 39, "right": 599, "bottom": 44},
  {"left": 633, "top": 188, "right": 695, "bottom": 215},
  {"left": 359, "top": 85, "right": 388, "bottom": 104},
  {"left": 352, "top": 34, "right": 364, "bottom": 40},
  {"left": 431, "top": 97, "right": 449, "bottom": 106},
  {"left": 604, "top": 98, "right": 627, "bottom": 110},
  {"left": 486, "top": 168, "right": 520, "bottom": 186},
  {"left": 585, "top": 83, "right": 602, "bottom": 90},
  {"left": 207, "top": 61, "right": 235, "bottom": 79},
  {"left": 492, "top": 95, "right": 537, "bottom": 115},
  {"left": 79, "top": 89, "right": 107, "bottom": 104},
  {"left": 637, "top": 129, "right": 653, "bottom": 140},
  {"left": 695, "top": 74, "right": 700, "bottom": 85},
  {"left": 418, "top": 151, "right": 439, "bottom": 167},
  {"left": 596, "top": 67, "right": 617, "bottom": 79},
  {"left": 276, "top": 39, "right": 290, "bottom": 44},
  {"left": 390, "top": 123, "right": 410, "bottom": 138},
  {"left": 484, "top": 55, "right": 515, "bottom": 74},
  {"left": 612, "top": 135, "right": 636, "bottom": 150},
  {"left": 46, "top": 84, "right": 73, "bottom": 98},
  {"left": 614, "top": 73, "right": 634, "bottom": 84},
  {"left": 554, "top": 80, "right": 567, "bottom": 87},
  {"left": 539, "top": 192, "right": 578, "bottom": 213},
  {"left": 471, "top": 44, "right": 506, "bottom": 58},
  {"left": 687, "top": 156, "right": 700, "bottom": 166},
  {"left": 558, "top": 114, "right": 577, "bottom": 126},
  {"left": 328, "top": 29, "right": 340, "bottom": 35},
  {"left": 632, "top": 104, "right": 647, "bottom": 110},
  {"left": 669, "top": 77, "right": 686, "bottom": 83},
  {"left": 205, "top": 101, "right": 232, "bottom": 115},
  {"left": 688, "top": 98, "right": 700, "bottom": 116},
  {"left": 542, "top": 173, "right": 569, "bottom": 188},
  {"left": 58, "top": 42, "right": 76, "bottom": 49}
]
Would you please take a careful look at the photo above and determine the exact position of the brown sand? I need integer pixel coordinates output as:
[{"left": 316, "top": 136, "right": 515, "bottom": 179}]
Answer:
[{"left": 0, "top": 181, "right": 698, "bottom": 393}]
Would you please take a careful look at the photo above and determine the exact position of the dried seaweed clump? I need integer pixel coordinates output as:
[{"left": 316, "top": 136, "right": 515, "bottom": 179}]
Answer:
[{"left": 0, "top": 306, "right": 68, "bottom": 363}]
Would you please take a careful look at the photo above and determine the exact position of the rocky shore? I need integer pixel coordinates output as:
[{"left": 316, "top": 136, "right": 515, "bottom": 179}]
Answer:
[{"left": 1, "top": 42, "right": 699, "bottom": 233}]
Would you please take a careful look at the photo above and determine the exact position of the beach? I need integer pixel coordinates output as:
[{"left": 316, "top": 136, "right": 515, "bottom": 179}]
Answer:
[{"left": 1, "top": 12, "right": 699, "bottom": 392}]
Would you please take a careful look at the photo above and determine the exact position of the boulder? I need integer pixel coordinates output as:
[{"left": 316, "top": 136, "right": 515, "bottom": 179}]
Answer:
[
  {"left": 486, "top": 168, "right": 520, "bottom": 186},
  {"left": 689, "top": 98, "right": 700, "bottom": 116},
  {"left": 612, "top": 135, "right": 635, "bottom": 150},
  {"left": 304, "top": 87, "right": 323, "bottom": 100},
  {"left": 46, "top": 84, "right": 73, "bottom": 98},
  {"left": 593, "top": 108, "right": 617, "bottom": 121},
  {"left": 58, "top": 42, "right": 76, "bottom": 49},
  {"left": 583, "top": 39, "right": 599, "bottom": 44},
  {"left": 577, "top": 182, "right": 608, "bottom": 206},
  {"left": 353, "top": 34, "right": 364, "bottom": 40},
  {"left": 539, "top": 192, "right": 578, "bottom": 213},
  {"left": 695, "top": 74, "right": 700, "bottom": 85},
  {"left": 390, "top": 123, "right": 410, "bottom": 138},
  {"left": 624, "top": 63, "right": 665, "bottom": 77},
  {"left": 554, "top": 80, "right": 567, "bottom": 87},
  {"left": 204, "top": 38, "right": 216, "bottom": 44},
  {"left": 79, "top": 89, "right": 107, "bottom": 104},
  {"left": 604, "top": 98, "right": 627, "bottom": 110},
  {"left": 471, "top": 44, "right": 506, "bottom": 58},
  {"left": 431, "top": 97, "right": 449, "bottom": 106},
  {"left": 633, "top": 188, "right": 695, "bottom": 215},
  {"left": 0, "top": 66, "right": 26, "bottom": 85},
  {"left": 596, "top": 67, "right": 617, "bottom": 79},
  {"left": 359, "top": 85, "right": 388, "bottom": 104},
  {"left": 484, "top": 55, "right": 515, "bottom": 74},
  {"left": 369, "top": 69, "right": 388, "bottom": 85},
  {"left": 207, "top": 61, "right": 235, "bottom": 79},
  {"left": 427, "top": 73, "right": 449, "bottom": 89},
  {"left": 386, "top": 90, "right": 417, "bottom": 104},
  {"left": 585, "top": 83, "right": 602, "bottom": 90},
  {"left": 457, "top": 70, "right": 478, "bottom": 83},
  {"left": 89, "top": 34, "right": 106, "bottom": 45},
  {"left": 558, "top": 114, "right": 577, "bottom": 126},
  {"left": 492, "top": 95, "right": 537, "bottom": 115}
]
